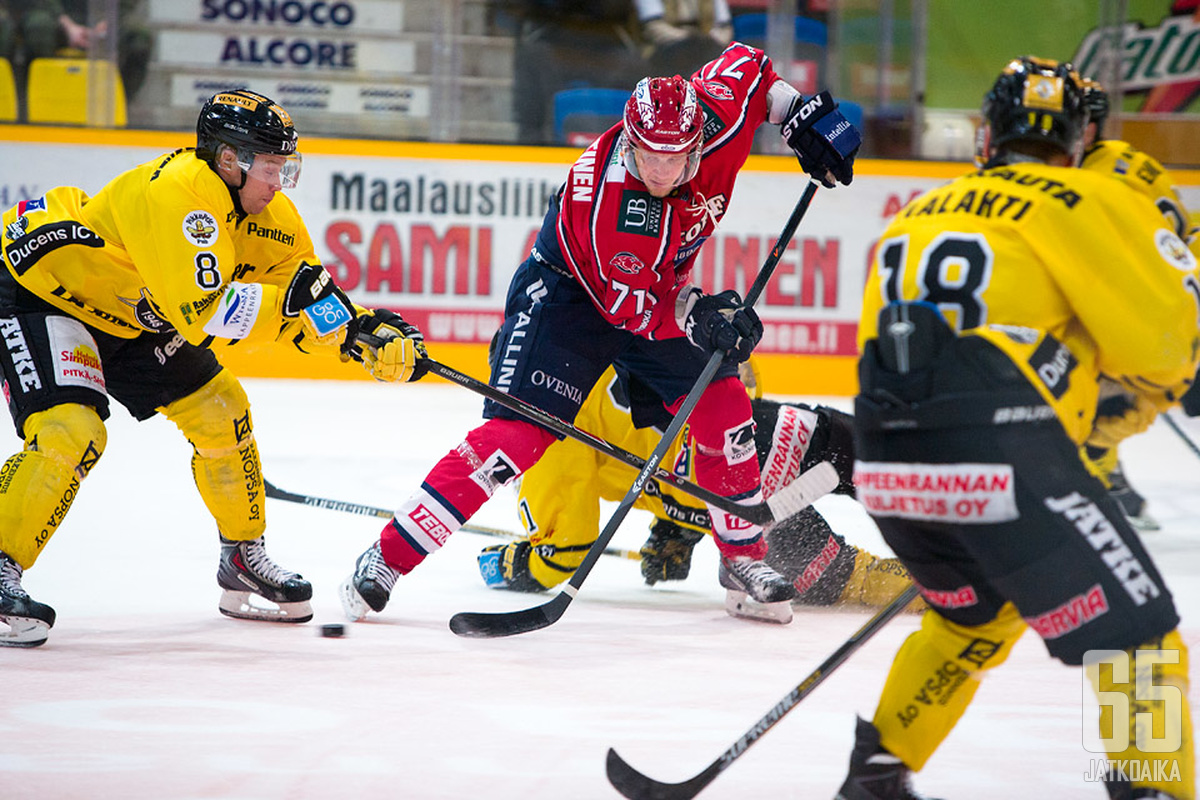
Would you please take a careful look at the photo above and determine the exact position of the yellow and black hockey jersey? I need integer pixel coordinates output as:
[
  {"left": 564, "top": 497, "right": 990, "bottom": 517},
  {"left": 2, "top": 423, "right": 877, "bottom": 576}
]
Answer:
[
  {"left": 1082, "top": 138, "right": 1190, "bottom": 238},
  {"left": 860, "top": 162, "right": 1200, "bottom": 446},
  {"left": 1, "top": 148, "right": 323, "bottom": 347}
]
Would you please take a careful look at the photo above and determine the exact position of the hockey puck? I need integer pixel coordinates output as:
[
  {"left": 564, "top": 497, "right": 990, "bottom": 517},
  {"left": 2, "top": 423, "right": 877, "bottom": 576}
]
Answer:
[{"left": 319, "top": 623, "right": 346, "bottom": 638}]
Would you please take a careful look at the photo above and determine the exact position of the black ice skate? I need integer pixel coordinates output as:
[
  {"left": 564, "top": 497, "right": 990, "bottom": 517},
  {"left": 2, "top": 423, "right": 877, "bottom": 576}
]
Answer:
[
  {"left": 1108, "top": 461, "right": 1159, "bottom": 531},
  {"left": 836, "top": 717, "right": 942, "bottom": 800},
  {"left": 0, "top": 551, "right": 56, "bottom": 647},
  {"left": 719, "top": 555, "right": 797, "bottom": 624},
  {"left": 340, "top": 541, "right": 401, "bottom": 621},
  {"left": 1104, "top": 768, "right": 1186, "bottom": 800},
  {"left": 217, "top": 536, "right": 313, "bottom": 623}
]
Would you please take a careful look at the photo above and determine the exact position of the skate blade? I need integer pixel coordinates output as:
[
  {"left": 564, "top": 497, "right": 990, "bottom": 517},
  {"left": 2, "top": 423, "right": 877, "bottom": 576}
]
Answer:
[
  {"left": 0, "top": 615, "right": 51, "bottom": 647},
  {"left": 218, "top": 591, "right": 312, "bottom": 623},
  {"left": 338, "top": 577, "right": 371, "bottom": 622},
  {"left": 725, "top": 590, "right": 793, "bottom": 624},
  {"left": 1126, "top": 512, "right": 1161, "bottom": 532}
]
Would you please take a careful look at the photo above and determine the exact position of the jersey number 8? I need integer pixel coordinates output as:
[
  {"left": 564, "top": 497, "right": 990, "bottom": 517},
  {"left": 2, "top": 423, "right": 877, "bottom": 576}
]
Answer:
[{"left": 194, "top": 252, "right": 222, "bottom": 290}]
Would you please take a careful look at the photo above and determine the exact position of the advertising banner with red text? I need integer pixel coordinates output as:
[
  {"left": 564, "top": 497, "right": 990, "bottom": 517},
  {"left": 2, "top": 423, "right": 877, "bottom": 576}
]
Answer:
[{"left": 2, "top": 131, "right": 1197, "bottom": 390}]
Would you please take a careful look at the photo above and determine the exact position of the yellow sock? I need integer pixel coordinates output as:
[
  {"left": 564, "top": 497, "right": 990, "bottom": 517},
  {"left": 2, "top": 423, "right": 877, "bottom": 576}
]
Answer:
[
  {"left": 161, "top": 370, "right": 264, "bottom": 541},
  {"left": 873, "top": 604, "right": 1025, "bottom": 770},
  {"left": 0, "top": 404, "right": 106, "bottom": 568},
  {"left": 1087, "top": 629, "right": 1194, "bottom": 800}
]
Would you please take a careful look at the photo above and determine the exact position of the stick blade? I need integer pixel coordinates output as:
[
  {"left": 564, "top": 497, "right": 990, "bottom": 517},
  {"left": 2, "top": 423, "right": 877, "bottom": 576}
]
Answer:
[
  {"left": 766, "top": 460, "right": 840, "bottom": 521},
  {"left": 606, "top": 748, "right": 716, "bottom": 800},
  {"left": 448, "top": 592, "right": 570, "bottom": 638}
]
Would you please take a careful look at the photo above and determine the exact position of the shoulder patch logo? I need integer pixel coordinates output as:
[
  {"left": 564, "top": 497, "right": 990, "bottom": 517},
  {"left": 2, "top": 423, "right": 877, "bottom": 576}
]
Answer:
[
  {"left": 702, "top": 81, "right": 734, "bottom": 101},
  {"left": 183, "top": 210, "right": 219, "bottom": 247},
  {"left": 17, "top": 197, "right": 46, "bottom": 215},
  {"left": 1155, "top": 229, "right": 1197, "bottom": 271},
  {"left": 609, "top": 252, "right": 645, "bottom": 275}
]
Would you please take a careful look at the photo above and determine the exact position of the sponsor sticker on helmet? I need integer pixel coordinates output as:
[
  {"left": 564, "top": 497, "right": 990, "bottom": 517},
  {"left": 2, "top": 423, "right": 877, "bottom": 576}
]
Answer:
[
  {"left": 215, "top": 92, "right": 258, "bottom": 110},
  {"left": 182, "top": 211, "right": 219, "bottom": 247},
  {"left": 1023, "top": 74, "right": 1065, "bottom": 111}
]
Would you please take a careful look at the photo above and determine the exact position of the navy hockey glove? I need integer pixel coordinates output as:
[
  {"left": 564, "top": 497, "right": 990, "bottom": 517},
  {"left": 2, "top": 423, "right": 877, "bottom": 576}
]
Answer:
[
  {"left": 683, "top": 288, "right": 762, "bottom": 363},
  {"left": 346, "top": 308, "right": 430, "bottom": 383},
  {"left": 780, "top": 91, "right": 862, "bottom": 188},
  {"left": 283, "top": 262, "right": 355, "bottom": 345}
]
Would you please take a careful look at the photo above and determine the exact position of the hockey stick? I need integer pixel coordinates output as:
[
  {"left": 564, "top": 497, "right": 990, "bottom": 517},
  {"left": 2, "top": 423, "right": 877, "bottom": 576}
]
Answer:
[
  {"left": 449, "top": 181, "right": 821, "bottom": 639},
  {"left": 423, "top": 358, "right": 834, "bottom": 527},
  {"left": 262, "top": 478, "right": 641, "bottom": 561},
  {"left": 1162, "top": 411, "right": 1200, "bottom": 462},
  {"left": 606, "top": 583, "right": 922, "bottom": 799}
]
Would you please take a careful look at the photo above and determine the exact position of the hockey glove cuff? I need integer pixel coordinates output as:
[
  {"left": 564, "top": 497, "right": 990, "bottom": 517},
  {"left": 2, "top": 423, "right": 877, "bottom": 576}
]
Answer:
[
  {"left": 283, "top": 262, "right": 355, "bottom": 346},
  {"left": 1087, "top": 387, "right": 1160, "bottom": 451},
  {"left": 780, "top": 91, "right": 862, "bottom": 188},
  {"left": 347, "top": 308, "right": 430, "bottom": 383}
]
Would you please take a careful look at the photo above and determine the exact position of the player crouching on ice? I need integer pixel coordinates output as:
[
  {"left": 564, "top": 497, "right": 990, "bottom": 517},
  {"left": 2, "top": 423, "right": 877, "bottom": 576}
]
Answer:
[
  {"left": 0, "top": 90, "right": 426, "bottom": 647},
  {"left": 478, "top": 362, "right": 920, "bottom": 624}
]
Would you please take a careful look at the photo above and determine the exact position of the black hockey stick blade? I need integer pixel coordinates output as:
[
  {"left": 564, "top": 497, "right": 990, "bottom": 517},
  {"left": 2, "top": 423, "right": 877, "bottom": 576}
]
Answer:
[
  {"left": 449, "top": 589, "right": 572, "bottom": 638},
  {"left": 606, "top": 749, "right": 720, "bottom": 800},
  {"left": 606, "top": 583, "right": 922, "bottom": 799}
]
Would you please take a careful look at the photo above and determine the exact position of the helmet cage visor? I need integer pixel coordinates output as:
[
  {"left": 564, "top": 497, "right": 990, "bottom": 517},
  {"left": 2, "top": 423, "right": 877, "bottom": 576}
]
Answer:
[
  {"left": 626, "top": 140, "right": 701, "bottom": 188},
  {"left": 236, "top": 150, "right": 303, "bottom": 189}
]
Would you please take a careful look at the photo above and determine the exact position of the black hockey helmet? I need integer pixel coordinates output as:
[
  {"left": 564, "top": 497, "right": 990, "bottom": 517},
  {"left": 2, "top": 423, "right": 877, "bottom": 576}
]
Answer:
[
  {"left": 1081, "top": 77, "right": 1110, "bottom": 138},
  {"left": 979, "top": 56, "right": 1087, "bottom": 163},
  {"left": 196, "top": 90, "right": 301, "bottom": 186}
]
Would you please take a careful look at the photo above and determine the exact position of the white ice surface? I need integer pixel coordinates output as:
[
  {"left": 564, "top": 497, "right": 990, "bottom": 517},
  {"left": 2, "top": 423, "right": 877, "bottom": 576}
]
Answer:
[{"left": 2, "top": 378, "right": 1197, "bottom": 799}]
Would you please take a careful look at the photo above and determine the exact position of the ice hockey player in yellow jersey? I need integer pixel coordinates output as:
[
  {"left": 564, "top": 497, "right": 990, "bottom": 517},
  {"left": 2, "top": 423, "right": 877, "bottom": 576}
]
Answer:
[
  {"left": 0, "top": 90, "right": 427, "bottom": 647},
  {"left": 835, "top": 58, "right": 1196, "bottom": 800},
  {"left": 476, "top": 363, "right": 916, "bottom": 625},
  {"left": 1077, "top": 78, "right": 1195, "bottom": 533}
]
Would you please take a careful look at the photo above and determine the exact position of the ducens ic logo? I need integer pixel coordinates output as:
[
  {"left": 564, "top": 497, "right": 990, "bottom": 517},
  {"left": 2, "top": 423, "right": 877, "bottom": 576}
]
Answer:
[{"left": 182, "top": 210, "right": 219, "bottom": 247}]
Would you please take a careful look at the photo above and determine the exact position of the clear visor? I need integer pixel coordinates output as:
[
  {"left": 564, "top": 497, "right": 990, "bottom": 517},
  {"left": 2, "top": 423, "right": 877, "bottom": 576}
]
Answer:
[
  {"left": 627, "top": 141, "right": 701, "bottom": 189},
  {"left": 237, "top": 152, "right": 303, "bottom": 189}
]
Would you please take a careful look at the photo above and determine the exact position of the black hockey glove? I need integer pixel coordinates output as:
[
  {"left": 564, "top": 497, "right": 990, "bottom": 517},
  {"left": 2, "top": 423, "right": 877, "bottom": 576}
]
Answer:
[
  {"left": 640, "top": 519, "right": 705, "bottom": 586},
  {"left": 345, "top": 308, "right": 430, "bottom": 383},
  {"left": 283, "top": 262, "right": 356, "bottom": 345},
  {"left": 683, "top": 288, "right": 762, "bottom": 363},
  {"left": 780, "top": 91, "right": 862, "bottom": 188}
]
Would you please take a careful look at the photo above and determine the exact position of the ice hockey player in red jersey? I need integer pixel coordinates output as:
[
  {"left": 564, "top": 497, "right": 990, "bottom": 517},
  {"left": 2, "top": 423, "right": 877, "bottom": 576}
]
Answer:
[{"left": 340, "top": 42, "right": 862, "bottom": 620}]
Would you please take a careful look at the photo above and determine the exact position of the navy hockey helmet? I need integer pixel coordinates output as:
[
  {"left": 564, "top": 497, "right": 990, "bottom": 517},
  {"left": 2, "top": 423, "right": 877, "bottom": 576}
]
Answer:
[
  {"left": 979, "top": 56, "right": 1087, "bottom": 163},
  {"left": 196, "top": 90, "right": 301, "bottom": 187}
]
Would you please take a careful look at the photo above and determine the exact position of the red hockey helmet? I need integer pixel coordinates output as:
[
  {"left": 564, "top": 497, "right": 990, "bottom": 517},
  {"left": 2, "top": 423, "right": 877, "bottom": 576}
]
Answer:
[{"left": 623, "top": 76, "right": 703, "bottom": 188}]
